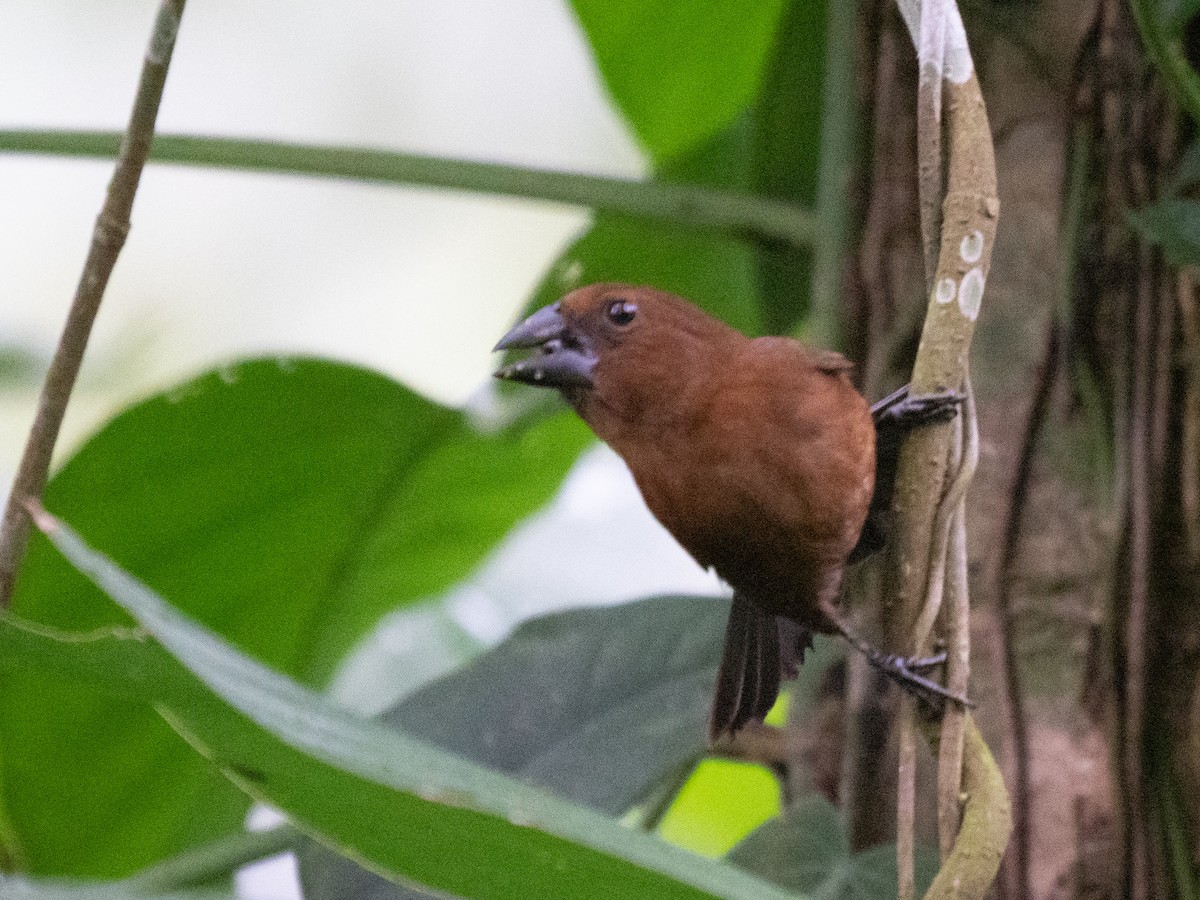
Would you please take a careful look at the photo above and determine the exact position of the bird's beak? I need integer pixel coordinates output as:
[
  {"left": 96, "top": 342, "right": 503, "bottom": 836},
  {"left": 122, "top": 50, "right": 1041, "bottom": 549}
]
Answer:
[{"left": 493, "top": 303, "right": 596, "bottom": 389}]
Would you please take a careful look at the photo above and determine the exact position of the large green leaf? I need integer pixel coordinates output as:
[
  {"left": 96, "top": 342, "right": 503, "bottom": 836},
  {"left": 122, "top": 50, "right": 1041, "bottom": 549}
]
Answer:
[
  {"left": 1157, "top": 0, "right": 1200, "bottom": 33},
  {"left": 386, "top": 596, "right": 724, "bottom": 813},
  {"left": 6, "top": 519, "right": 802, "bottom": 900},
  {"left": 729, "top": 794, "right": 939, "bottom": 898},
  {"left": 568, "top": 0, "right": 789, "bottom": 161},
  {"left": 527, "top": 0, "right": 831, "bottom": 343},
  {"left": 749, "top": 0, "right": 829, "bottom": 336},
  {"left": 303, "top": 595, "right": 727, "bottom": 900},
  {"left": 522, "top": 119, "right": 764, "bottom": 339},
  {"left": 0, "top": 358, "right": 589, "bottom": 877},
  {"left": 1128, "top": 197, "right": 1200, "bottom": 268},
  {"left": 0, "top": 874, "right": 233, "bottom": 900}
]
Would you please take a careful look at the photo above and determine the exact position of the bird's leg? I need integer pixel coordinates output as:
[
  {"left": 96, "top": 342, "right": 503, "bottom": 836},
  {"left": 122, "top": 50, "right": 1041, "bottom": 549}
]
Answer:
[
  {"left": 848, "top": 387, "right": 967, "bottom": 565},
  {"left": 818, "top": 599, "right": 973, "bottom": 708}
]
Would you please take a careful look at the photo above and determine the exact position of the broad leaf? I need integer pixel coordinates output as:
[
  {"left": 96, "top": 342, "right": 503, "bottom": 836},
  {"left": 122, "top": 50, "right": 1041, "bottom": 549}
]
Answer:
[
  {"left": 568, "top": 0, "right": 790, "bottom": 161},
  {"left": 386, "top": 596, "right": 725, "bottom": 813},
  {"left": 522, "top": 121, "right": 764, "bottom": 339},
  {"left": 749, "top": 0, "right": 829, "bottom": 335},
  {"left": 7, "top": 519, "right": 802, "bottom": 900},
  {"left": 303, "top": 596, "right": 728, "bottom": 900},
  {"left": 1128, "top": 198, "right": 1200, "bottom": 268},
  {"left": 1171, "top": 138, "right": 1200, "bottom": 191},
  {"left": 730, "top": 794, "right": 940, "bottom": 898},
  {"left": 0, "top": 874, "right": 234, "bottom": 900},
  {"left": 1157, "top": 0, "right": 1200, "bottom": 33},
  {"left": 0, "top": 359, "right": 588, "bottom": 876},
  {"left": 526, "top": 0, "right": 832, "bottom": 344}
]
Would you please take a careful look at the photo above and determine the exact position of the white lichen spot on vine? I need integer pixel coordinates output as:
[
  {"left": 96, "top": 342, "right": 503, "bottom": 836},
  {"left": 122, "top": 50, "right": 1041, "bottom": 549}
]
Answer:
[
  {"left": 958, "top": 268, "right": 985, "bottom": 320},
  {"left": 960, "top": 230, "right": 984, "bottom": 264},
  {"left": 218, "top": 364, "right": 239, "bottom": 386},
  {"left": 275, "top": 356, "right": 297, "bottom": 374},
  {"left": 936, "top": 277, "right": 957, "bottom": 304}
]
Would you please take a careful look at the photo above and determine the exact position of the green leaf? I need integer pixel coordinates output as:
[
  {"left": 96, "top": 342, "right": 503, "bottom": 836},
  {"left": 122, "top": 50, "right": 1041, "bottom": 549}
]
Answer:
[
  {"left": 524, "top": 120, "right": 764, "bottom": 339},
  {"left": 729, "top": 794, "right": 939, "bottom": 898},
  {"left": 1171, "top": 138, "right": 1200, "bottom": 191},
  {"left": 1128, "top": 197, "right": 1200, "bottom": 268},
  {"left": 303, "top": 596, "right": 728, "bottom": 900},
  {"left": 749, "top": 0, "right": 829, "bottom": 335},
  {"left": 0, "top": 358, "right": 589, "bottom": 877},
  {"left": 568, "top": 0, "right": 790, "bottom": 161},
  {"left": 530, "top": 214, "right": 762, "bottom": 335},
  {"left": 14, "top": 518, "right": 803, "bottom": 900},
  {"left": 1157, "top": 0, "right": 1200, "bottom": 34},
  {"left": 728, "top": 794, "right": 847, "bottom": 892},
  {"left": 525, "top": 1, "right": 831, "bottom": 342},
  {"left": 0, "top": 874, "right": 234, "bottom": 900},
  {"left": 386, "top": 596, "right": 725, "bottom": 813}
]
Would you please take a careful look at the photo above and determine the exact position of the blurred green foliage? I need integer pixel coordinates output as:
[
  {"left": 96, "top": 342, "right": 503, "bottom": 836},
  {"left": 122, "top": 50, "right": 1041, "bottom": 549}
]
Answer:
[{"left": 0, "top": 0, "right": 888, "bottom": 895}]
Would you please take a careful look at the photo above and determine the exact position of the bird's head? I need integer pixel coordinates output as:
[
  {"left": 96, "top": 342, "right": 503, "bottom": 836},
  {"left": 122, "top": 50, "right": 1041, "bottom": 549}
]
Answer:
[{"left": 494, "top": 283, "right": 742, "bottom": 427}]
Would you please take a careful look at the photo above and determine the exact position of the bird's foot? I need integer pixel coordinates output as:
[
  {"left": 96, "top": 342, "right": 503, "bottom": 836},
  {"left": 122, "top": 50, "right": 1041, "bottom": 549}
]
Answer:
[
  {"left": 904, "top": 650, "right": 948, "bottom": 671},
  {"left": 873, "top": 387, "right": 963, "bottom": 430},
  {"left": 863, "top": 648, "right": 973, "bottom": 708}
]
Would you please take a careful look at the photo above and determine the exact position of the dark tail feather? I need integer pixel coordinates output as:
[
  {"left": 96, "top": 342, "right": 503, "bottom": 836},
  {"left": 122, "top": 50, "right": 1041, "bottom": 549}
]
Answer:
[
  {"left": 710, "top": 596, "right": 811, "bottom": 739},
  {"left": 777, "top": 616, "right": 814, "bottom": 681}
]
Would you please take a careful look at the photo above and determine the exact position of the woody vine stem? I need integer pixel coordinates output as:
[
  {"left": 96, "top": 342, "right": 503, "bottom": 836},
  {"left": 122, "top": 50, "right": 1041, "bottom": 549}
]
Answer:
[
  {"left": 885, "top": 1, "right": 1012, "bottom": 898},
  {"left": 0, "top": 0, "right": 188, "bottom": 607}
]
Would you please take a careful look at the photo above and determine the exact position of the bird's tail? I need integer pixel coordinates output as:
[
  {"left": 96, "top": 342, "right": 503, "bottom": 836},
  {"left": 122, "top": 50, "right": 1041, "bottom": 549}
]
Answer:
[{"left": 710, "top": 594, "right": 813, "bottom": 739}]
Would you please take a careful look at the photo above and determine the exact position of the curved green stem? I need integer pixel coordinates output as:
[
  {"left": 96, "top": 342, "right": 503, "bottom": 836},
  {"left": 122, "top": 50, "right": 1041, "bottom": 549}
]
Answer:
[{"left": 0, "top": 130, "right": 818, "bottom": 250}]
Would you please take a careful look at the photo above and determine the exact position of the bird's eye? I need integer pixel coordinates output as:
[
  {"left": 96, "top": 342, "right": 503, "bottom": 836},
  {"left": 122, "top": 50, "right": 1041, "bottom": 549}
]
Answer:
[{"left": 607, "top": 300, "right": 638, "bottom": 326}]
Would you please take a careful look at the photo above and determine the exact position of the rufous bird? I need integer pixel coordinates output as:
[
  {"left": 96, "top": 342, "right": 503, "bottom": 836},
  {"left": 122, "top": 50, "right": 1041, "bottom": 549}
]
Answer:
[{"left": 494, "top": 283, "right": 961, "bottom": 739}]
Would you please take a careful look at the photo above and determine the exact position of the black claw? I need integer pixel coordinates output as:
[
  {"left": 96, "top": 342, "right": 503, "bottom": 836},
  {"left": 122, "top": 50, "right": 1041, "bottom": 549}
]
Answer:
[
  {"left": 906, "top": 651, "right": 949, "bottom": 672},
  {"left": 865, "top": 649, "right": 973, "bottom": 708},
  {"left": 874, "top": 389, "right": 963, "bottom": 430}
]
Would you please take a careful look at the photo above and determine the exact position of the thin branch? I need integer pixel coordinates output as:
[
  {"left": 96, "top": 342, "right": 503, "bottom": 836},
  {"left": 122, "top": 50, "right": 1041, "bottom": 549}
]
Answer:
[
  {"left": 631, "top": 757, "right": 703, "bottom": 835},
  {"left": 989, "top": 321, "right": 1059, "bottom": 900},
  {"left": 910, "top": 374, "right": 978, "bottom": 654},
  {"left": 934, "top": 377, "right": 976, "bottom": 859},
  {"left": 887, "top": 0, "right": 1008, "bottom": 896},
  {"left": 936, "top": 497, "right": 970, "bottom": 858},
  {"left": 0, "top": 130, "right": 819, "bottom": 251},
  {"left": 922, "top": 716, "right": 1012, "bottom": 900},
  {"left": 1177, "top": 269, "right": 1200, "bottom": 562},
  {"left": 0, "top": 1, "right": 187, "bottom": 607},
  {"left": 808, "top": 0, "right": 861, "bottom": 346},
  {"left": 123, "top": 824, "right": 299, "bottom": 893},
  {"left": 916, "top": 0, "right": 947, "bottom": 287},
  {"left": 1124, "top": 242, "right": 1155, "bottom": 900}
]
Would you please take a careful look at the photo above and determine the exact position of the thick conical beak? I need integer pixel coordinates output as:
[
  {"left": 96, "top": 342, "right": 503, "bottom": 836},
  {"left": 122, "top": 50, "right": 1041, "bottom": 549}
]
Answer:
[{"left": 493, "top": 303, "right": 596, "bottom": 389}]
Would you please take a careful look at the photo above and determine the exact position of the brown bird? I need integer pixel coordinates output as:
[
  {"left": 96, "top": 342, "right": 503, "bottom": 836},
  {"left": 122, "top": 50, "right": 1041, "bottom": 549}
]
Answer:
[{"left": 494, "top": 283, "right": 960, "bottom": 739}]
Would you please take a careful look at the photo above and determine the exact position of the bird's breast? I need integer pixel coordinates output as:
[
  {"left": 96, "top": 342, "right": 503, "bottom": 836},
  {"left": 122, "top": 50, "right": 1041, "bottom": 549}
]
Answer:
[{"left": 614, "top": 369, "right": 874, "bottom": 627}]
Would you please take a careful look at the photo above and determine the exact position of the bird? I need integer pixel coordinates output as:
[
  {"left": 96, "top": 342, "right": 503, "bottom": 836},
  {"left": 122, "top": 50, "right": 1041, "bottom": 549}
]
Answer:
[{"left": 494, "top": 283, "right": 961, "bottom": 739}]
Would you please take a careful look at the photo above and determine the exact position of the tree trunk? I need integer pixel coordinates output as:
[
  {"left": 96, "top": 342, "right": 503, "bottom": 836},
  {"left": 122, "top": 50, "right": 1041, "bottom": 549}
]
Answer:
[{"left": 836, "top": 0, "right": 1200, "bottom": 897}]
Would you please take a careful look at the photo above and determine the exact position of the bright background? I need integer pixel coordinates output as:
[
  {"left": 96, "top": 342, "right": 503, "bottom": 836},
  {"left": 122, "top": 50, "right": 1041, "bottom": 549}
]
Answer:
[{"left": 0, "top": 3, "right": 735, "bottom": 896}]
